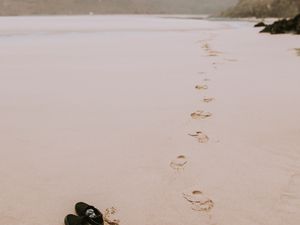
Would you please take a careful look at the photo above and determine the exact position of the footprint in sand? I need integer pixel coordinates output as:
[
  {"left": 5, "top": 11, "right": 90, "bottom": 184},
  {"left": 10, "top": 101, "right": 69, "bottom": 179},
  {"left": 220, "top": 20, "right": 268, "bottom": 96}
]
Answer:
[
  {"left": 183, "top": 189, "right": 214, "bottom": 212},
  {"left": 104, "top": 207, "right": 120, "bottom": 225},
  {"left": 188, "top": 131, "right": 209, "bottom": 143},
  {"left": 201, "top": 42, "right": 222, "bottom": 57},
  {"left": 170, "top": 155, "right": 188, "bottom": 170},
  {"left": 191, "top": 111, "right": 212, "bottom": 120},
  {"left": 207, "top": 50, "right": 222, "bottom": 57},
  {"left": 208, "top": 52, "right": 218, "bottom": 57},
  {"left": 195, "top": 85, "right": 208, "bottom": 90},
  {"left": 203, "top": 97, "right": 214, "bottom": 103},
  {"left": 202, "top": 43, "right": 210, "bottom": 51}
]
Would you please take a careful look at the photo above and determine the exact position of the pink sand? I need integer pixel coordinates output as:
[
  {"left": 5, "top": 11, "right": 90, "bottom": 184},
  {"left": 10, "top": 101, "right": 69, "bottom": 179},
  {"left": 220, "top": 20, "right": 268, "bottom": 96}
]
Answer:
[{"left": 0, "top": 15, "right": 300, "bottom": 225}]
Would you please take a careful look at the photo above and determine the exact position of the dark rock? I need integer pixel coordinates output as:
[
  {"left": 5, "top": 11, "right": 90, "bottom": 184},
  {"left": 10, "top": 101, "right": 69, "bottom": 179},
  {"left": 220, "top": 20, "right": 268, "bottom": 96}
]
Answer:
[
  {"left": 260, "top": 13, "right": 300, "bottom": 34},
  {"left": 260, "top": 25, "right": 272, "bottom": 33},
  {"left": 254, "top": 22, "right": 266, "bottom": 27}
]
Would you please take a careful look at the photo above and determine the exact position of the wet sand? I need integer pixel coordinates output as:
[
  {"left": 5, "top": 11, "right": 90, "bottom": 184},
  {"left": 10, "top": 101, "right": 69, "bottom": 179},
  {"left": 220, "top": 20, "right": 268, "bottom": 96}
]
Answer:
[{"left": 0, "top": 15, "right": 300, "bottom": 225}]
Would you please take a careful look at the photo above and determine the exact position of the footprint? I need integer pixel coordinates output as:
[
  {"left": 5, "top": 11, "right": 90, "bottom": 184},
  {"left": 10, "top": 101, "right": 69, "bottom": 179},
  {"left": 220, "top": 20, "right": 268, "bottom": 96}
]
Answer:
[
  {"left": 183, "top": 189, "right": 214, "bottom": 212},
  {"left": 195, "top": 85, "right": 208, "bottom": 90},
  {"left": 170, "top": 155, "right": 188, "bottom": 170},
  {"left": 202, "top": 43, "right": 210, "bottom": 51},
  {"left": 191, "top": 111, "right": 212, "bottom": 119},
  {"left": 203, "top": 97, "right": 214, "bottom": 103},
  {"left": 201, "top": 42, "right": 221, "bottom": 57},
  {"left": 208, "top": 53, "right": 218, "bottom": 57},
  {"left": 104, "top": 207, "right": 120, "bottom": 225},
  {"left": 188, "top": 131, "right": 209, "bottom": 143},
  {"left": 207, "top": 50, "right": 221, "bottom": 57}
]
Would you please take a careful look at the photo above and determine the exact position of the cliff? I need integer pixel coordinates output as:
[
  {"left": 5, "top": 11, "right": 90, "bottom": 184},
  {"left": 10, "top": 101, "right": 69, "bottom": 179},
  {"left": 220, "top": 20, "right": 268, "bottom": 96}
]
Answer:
[{"left": 223, "top": 0, "right": 300, "bottom": 18}]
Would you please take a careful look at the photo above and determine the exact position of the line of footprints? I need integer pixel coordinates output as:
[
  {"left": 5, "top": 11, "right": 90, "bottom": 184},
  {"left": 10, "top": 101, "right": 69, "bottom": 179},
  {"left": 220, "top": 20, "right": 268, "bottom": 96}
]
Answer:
[
  {"left": 169, "top": 40, "right": 238, "bottom": 215},
  {"left": 105, "top": 41, "right": 223, "bottom": 225},
  {"left": 170, "top": 73, "right": 215, "bottom": 213}
]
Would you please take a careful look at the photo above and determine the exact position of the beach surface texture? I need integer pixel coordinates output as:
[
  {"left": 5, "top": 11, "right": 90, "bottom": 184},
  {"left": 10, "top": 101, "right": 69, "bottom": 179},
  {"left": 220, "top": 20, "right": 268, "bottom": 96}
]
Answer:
[{"left": 0, "top": 15, "right": 300, "bottom": 225}]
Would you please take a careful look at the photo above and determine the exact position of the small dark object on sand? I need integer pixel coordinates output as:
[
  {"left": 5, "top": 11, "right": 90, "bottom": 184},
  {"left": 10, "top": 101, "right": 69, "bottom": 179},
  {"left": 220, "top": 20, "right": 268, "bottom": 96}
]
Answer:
[
  {"left": 76, "top": 202, "right": 104, "bottom": 225},
  {"left": 65, "top": 202, "right": 104, "bottom": 225},
  {"left": 65, "top": 215, "right": 85, "bottom": 225},
  {"left": 260, "top": 14, "right": 300, "bottom": 34},
  {"left": 254, "top": 22, "right": 266, "bottom": 27}
]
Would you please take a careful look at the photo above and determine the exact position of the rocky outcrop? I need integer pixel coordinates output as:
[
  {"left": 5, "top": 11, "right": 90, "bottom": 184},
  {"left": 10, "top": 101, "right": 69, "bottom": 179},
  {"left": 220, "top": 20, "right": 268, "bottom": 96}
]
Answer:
[
  {"left": 259, "top": 14, "right": 300, "bottom": 34},
  {"left": 254, "top": 21, "right": 266, "bottom": 27},
  {"left": 223, "top": 0, "right": 300, "bottom": 18}
]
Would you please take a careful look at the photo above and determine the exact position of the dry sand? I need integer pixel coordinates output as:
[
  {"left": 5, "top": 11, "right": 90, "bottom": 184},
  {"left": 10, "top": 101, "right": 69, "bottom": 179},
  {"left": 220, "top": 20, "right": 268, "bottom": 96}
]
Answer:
[{"left": 0, "top": 15, "right": 299, "bottom": 225}]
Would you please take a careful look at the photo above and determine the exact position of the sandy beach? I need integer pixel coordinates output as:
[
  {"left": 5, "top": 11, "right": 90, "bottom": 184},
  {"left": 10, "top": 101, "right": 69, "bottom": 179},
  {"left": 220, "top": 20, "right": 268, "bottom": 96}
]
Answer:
[{"left": 0, "top": 15, "right": 300, "bottom": 225}]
